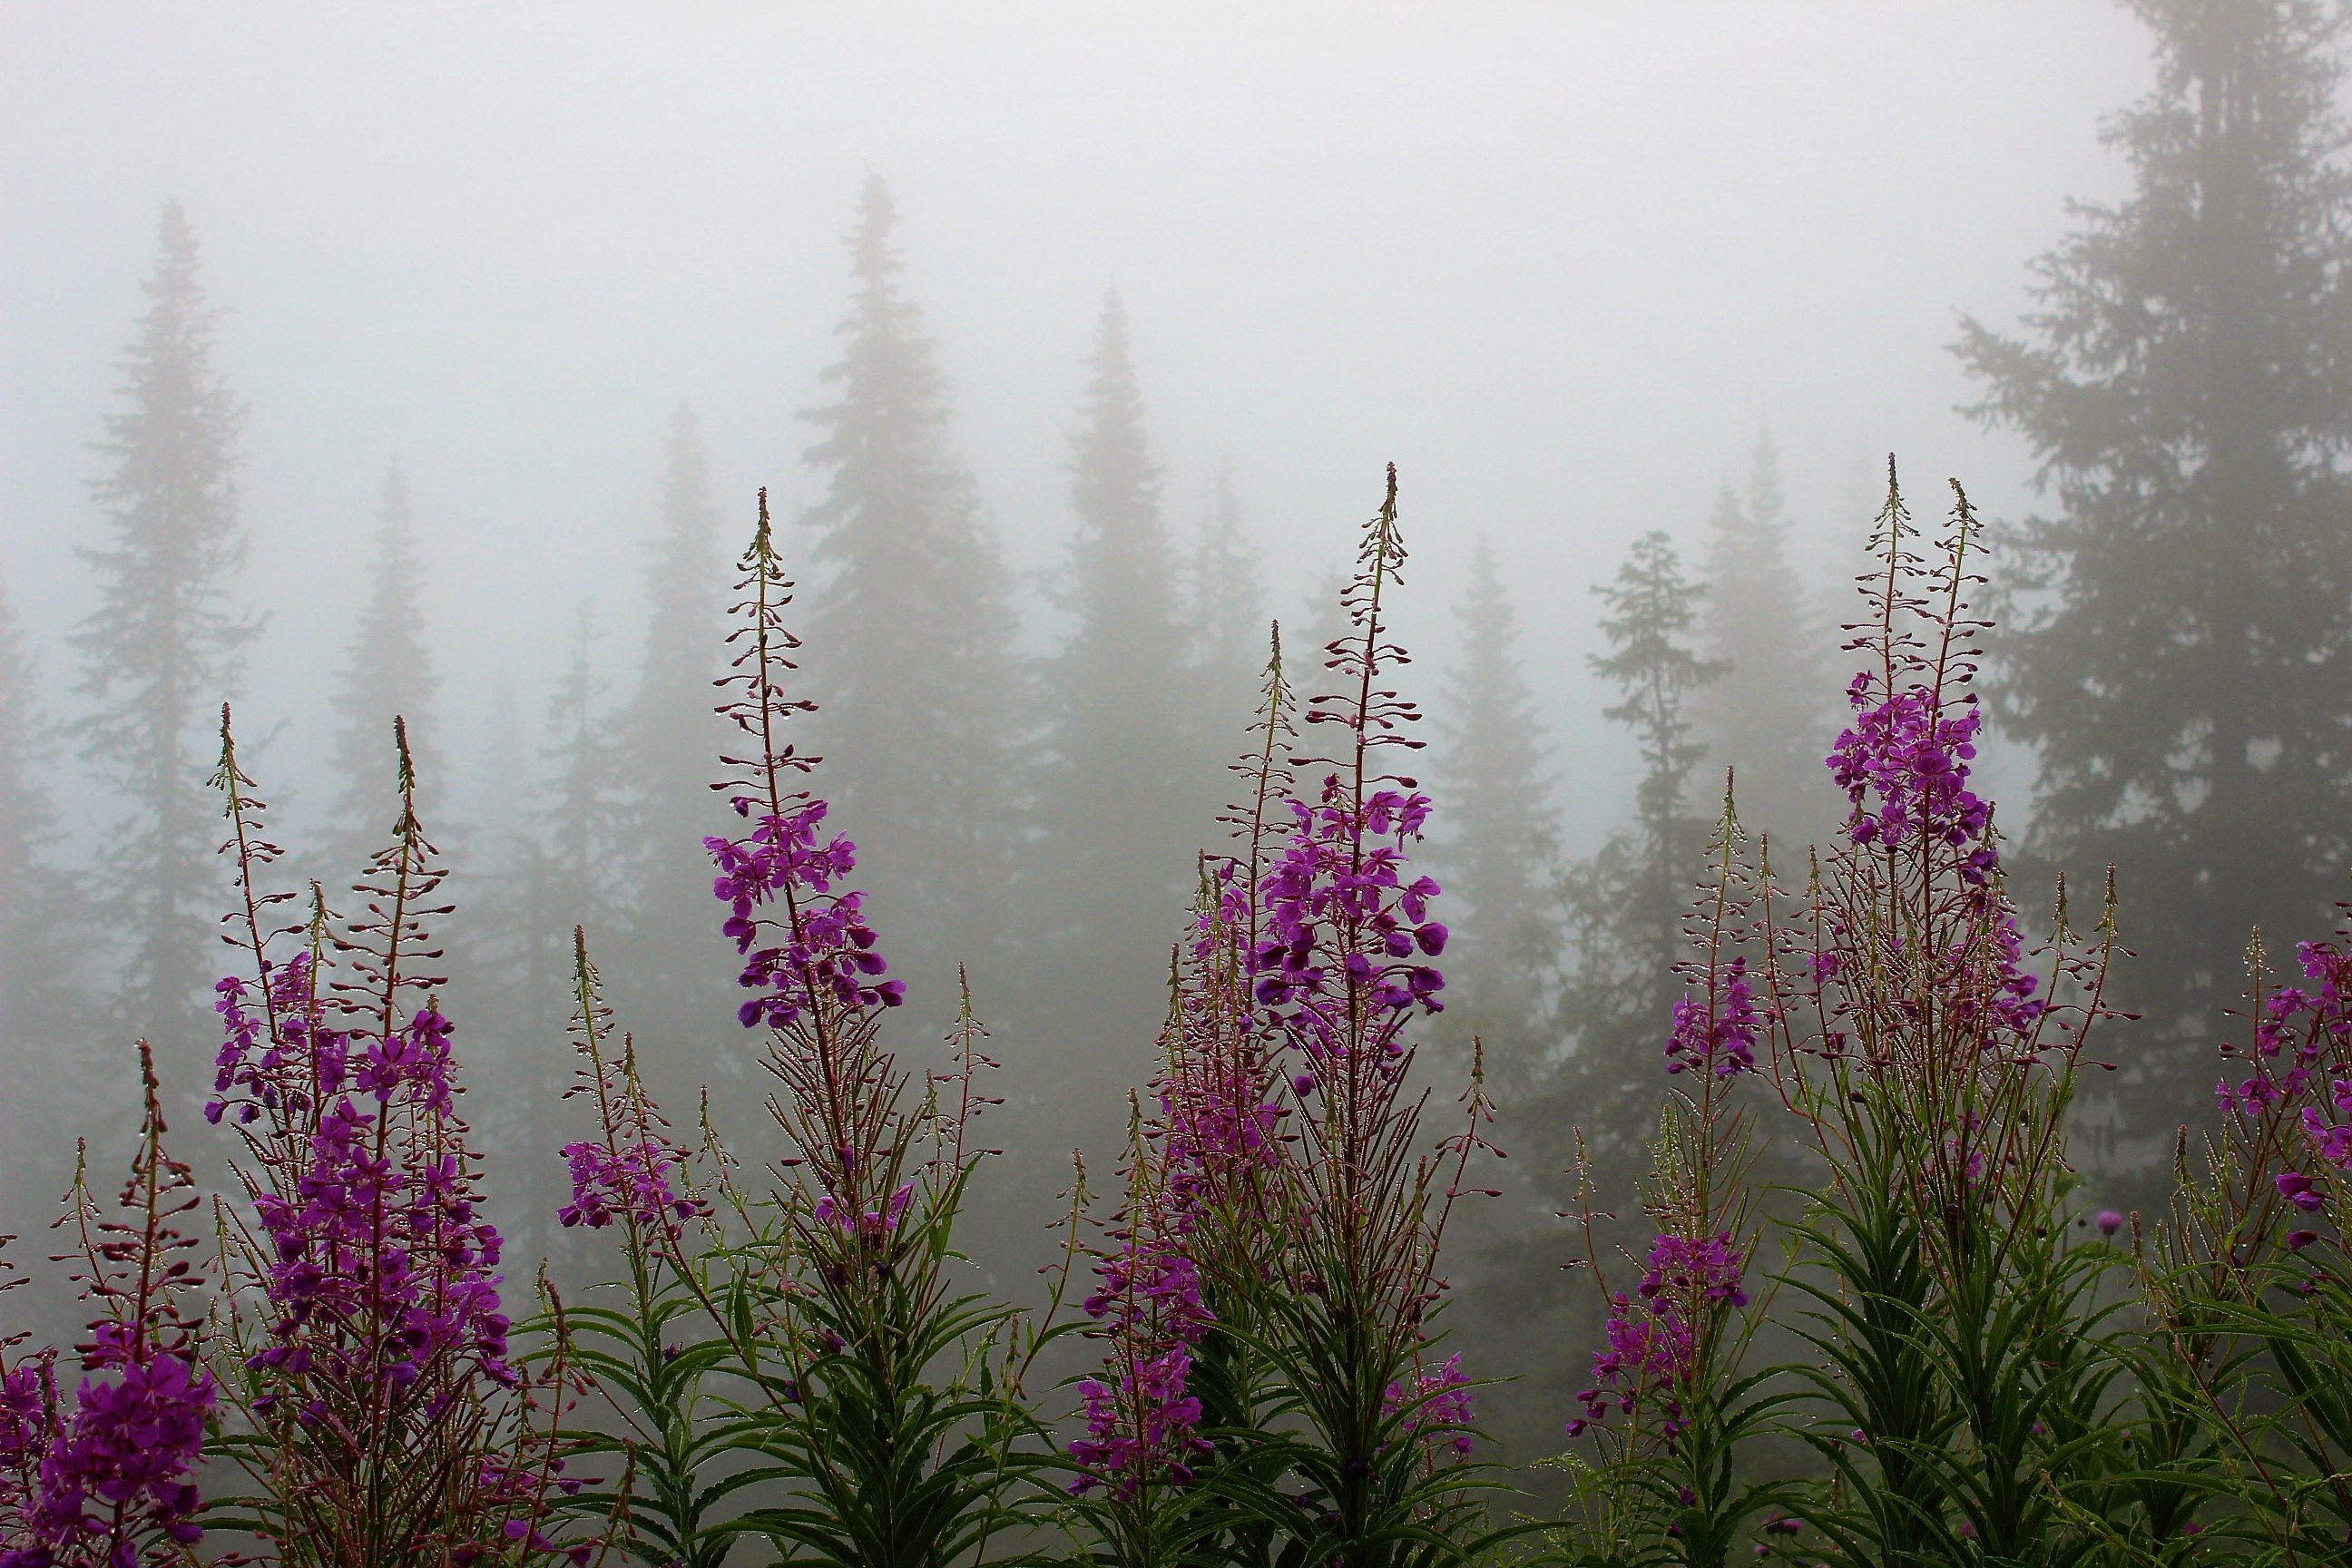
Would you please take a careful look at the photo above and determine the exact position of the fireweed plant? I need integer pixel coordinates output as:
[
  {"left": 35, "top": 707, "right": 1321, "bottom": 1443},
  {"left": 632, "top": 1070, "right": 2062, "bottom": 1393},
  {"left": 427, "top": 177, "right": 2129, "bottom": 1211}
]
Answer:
[
  {"left": 202, "top": 711, "right": 598, "bottom": 1567},
  {"left": 536, "top": 929, "right": 748, "bottom": 1568},
  {"left": 1174, "top": 469, "right": 1506, "bottom": 1566},
  {"left": 1751, "top": 468, "right": 2144, "bottom": 1563},
  {"left": 0, "top": 1048, "right": 215, "bottom": 1568},
  {"left": 1054, "top": 624, "right": 1312, "bottom": 1568},
  {"left": 2141, "top": 917, "right": 2352, "bottom": 1556},
  {"left": 25, "top": 459, "right": 2352, "bottom": 1567},
  {"left": 553, "top": 490, "right": 1054, "bottom": 1568},
  {"left": 1553, "top": 794, "right": 1791, "bottom": 1567},
  {"left": 1557, "top": 465, "right": 2158, "bottom": 1566}
]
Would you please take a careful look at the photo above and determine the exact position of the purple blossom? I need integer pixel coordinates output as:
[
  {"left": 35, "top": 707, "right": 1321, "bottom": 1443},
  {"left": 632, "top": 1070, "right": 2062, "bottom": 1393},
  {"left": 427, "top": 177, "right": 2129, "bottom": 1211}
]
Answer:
[
  {"left": 1070, "top": 1237, "right": 1215, "bottom": 1501},
  {"left": 811, "top": 1182, "right": 914, "bottom": 1241},
  {"left": 1828, "top": 681, "right": 1991, "bottom": 859},
  {"left": 2277, "top": 1171, "right": 2327, "bottom": 1213},
  {"left": 1248, "top": 772, "right": 1448, "bottom": 1122},
  {"left": 1569, "top": 1233, "right": 1747, "bottom": 1441},
  {"left": 222, "top": 990, "right": 515, "bottom": 1400},
  {"left": 1386, "top": 1355, "right": 1474, "bottom": 1458},
  {"left": 15, "top": 1352, "right": 214, "bottom": 1564},
  {"left": 706, "top": 800, "right": 906, "bottom": 1031},
  {"left": 1665, "top": 956, "right": 1764, "bottom": 1079},
  {"left": 558, "top": 1139, "right": 702, "bottom": 1235},
  {"left": 1070, "top": 1348, "right": 1210, "bottom": 1504}
]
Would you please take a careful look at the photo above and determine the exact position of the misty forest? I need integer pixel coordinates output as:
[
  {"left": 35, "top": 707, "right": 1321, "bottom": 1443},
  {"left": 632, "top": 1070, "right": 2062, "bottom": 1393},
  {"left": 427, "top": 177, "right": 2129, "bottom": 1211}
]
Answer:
[{"left": 8, "top": 1, "right": 2352, "bottom": 1563}]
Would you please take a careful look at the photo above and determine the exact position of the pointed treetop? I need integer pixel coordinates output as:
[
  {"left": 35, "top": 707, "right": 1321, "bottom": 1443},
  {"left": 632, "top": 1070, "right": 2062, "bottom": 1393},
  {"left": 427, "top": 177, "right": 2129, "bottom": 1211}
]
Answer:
[{"left": 850, "top": 172, "right": 902, "bottom": 289}]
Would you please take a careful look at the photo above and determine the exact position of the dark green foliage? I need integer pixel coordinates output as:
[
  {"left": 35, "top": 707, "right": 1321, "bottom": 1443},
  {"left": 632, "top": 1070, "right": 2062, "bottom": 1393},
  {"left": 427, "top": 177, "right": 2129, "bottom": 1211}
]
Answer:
[
  {"left": 1955, "top": 0, "right": 2352, "bottom": 1140},
  {"left": 74, "top": 200, "right": 258, "bottom": 1041},
  {"left": 798, "top": 174, "right": 1021, "bottom": 981},
  {"left": 1553, "top": 533, "right": 1722, "bottom": 1178}
]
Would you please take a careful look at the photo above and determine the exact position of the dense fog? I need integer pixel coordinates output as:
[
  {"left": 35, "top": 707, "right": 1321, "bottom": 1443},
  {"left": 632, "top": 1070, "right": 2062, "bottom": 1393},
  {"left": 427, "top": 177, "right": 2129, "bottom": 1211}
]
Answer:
[{"left": 6, "top": 0, "right": 2349, "bottom": 1512}]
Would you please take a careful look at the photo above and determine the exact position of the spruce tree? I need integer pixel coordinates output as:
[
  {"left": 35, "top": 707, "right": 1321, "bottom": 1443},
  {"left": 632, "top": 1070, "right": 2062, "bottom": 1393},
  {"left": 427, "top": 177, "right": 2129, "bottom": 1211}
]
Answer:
[
  {"left": 323, "top": 456, "right": 439, "bottom": 877},
  {"left": 1552, "top": 530, "right": 1722, "bottom": 1171},
  {"left": 0, "top": 569, "right": 93, "bottom": 1220},
  {"left": 475, "top": 610, "right": 619, "bottom": 1265},
  {"left": 74, "top": 201, "right": 256, "bottom": 1041},
  {"left": 1690, "top": 428, "right": 1838, "bottom": 847},
  {"left": 1034, "top": 291, "right": 1198, "bottom": 964},
  {"left": 1186, "top": 457, "right": 1267, "bottom": 735},
  {"left": 1460, "top": 532, "right": 1718, "bottom": 1494},
  {"left": 609, "top": 403, "right": 737, "bottom": 1101},
  {"left": 1432, "top": 536, "right": 1563, "bottom": 1096},
  {"left": 1955, "top": 0, "right": 2352, "bottom": 1142},
  {"left": 1018, "top": 291, "right": 1207, "bottom": 1132},
  {"left": 798, "top": 175, "right": 1020, "bottom": 986}
]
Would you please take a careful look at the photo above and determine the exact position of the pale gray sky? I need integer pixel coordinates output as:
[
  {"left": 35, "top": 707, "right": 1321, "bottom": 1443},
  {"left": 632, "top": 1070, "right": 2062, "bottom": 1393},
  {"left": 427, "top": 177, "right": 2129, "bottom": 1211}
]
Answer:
[{"left": 2, "top": 1, "right": 2152, "bottom": 845}]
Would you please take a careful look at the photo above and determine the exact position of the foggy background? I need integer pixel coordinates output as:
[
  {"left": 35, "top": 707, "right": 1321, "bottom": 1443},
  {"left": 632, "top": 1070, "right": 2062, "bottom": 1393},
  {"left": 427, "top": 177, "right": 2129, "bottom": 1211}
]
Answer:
[
  {"left": 6, "top": 1, "right": 2145, "bottom": 841},
  {"left": 14, "top": 0, "right": 2306, "bottom": 1489}
]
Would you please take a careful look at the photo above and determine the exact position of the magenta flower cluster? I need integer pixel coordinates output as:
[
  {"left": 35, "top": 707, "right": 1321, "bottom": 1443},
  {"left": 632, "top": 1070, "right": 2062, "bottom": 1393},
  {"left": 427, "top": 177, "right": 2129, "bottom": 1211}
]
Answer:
[
  {"left": 1826, "top": 671, "right": 2046, "bottom": 1042},
  {"left": 558, "top": 1138, "right": 701, "bottom": 1236},
  {"left": 1569, "top": 1233, "right": 1748, "bottom": 1441},
  {"left": 206, "top": 955, "right": 331, "bottom": 1126},
  {"left": 1828, "top": 677, "right": 1993, "bottom": 870},
  {"left": 1071, "top": 1245, "right": 1215, "bottom": 1503},
  {"left": 210, "top": 981, "right": 514, "bottom": 1399},
  {"left": 812, "top": 1181, "right": 914, "bottom": 1241},
  {"left": 1253, "top": 777, "right": 1447, "bottom": 1058},
  {"left": 1664, "top": 956, "right": 1763, "bottom": 1079},
  {"left": 249, "top": 1091, "right": 514, "bottom": 1395},
  {"left": 1385, "top": 1354, "right": 1474, "bottom": 1458},
  {"left": 707, "top": 799, "right": 906, "bottom": 1030},
  {"left": 2, "top": 1321, "right": 214, "bottom": 1568},
  {"left": 2212, "top": 937, "right": 2352, "bottom": 1220}
]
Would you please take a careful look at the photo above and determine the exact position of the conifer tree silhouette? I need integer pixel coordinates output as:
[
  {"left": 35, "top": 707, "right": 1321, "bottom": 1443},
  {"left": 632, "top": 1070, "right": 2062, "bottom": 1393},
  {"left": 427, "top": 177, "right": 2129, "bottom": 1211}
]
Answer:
[
  {"left": 1025, "top": 290, "right": 1207, "bottom": 1122},
  {"left": 74, "top": 201, "right": 257, "bottom": 1042},
  {"left": 1690, "top": 428, "right": 1837, "bottom": 848},
  {"left": 798, "top": 175, "right": 1019, "bottom": 987},
  {"left": 0, "top": 568, "right": 94, "bottom": 1221},
  {"left": 1957, "top": 0, "right": 2352, "bottom": 1147},
  {"left": 324, "top": 456, "right": 439, "bottom": 877},
  {"left": 1433, "top": 536, "right": 1563, "bottom": 1100},
  {"left": 609, "top": 403, "right": 735, "bottom": 1101}
]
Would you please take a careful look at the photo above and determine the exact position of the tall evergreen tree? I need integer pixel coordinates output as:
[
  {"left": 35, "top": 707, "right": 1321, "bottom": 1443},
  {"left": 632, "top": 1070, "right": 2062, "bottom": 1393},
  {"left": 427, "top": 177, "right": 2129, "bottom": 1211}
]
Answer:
[
  {"left": 1186, "top": 457, "right": 1267, "bottom": 731},
  {"left": 798, "top": 175, "right": 1020, "bottom": 987},
  {"left": 0, "top": 569, "right": 94, "bottom": 1221},
  {"left": 1432, "top": 536, "right": 1563, "bottom": 1095},
  {"left": 1955, "top": 0, "right": 2352, "bottom": 1144},
  {"left": 1690, "top": 428, "right": 1838, "bottom": 847},
  {"left": 1033, "top": 290, "right": 1199, "bottom": 1024},
  {"left": 74, "top": 201, "right": 256, "bottom": 1041},
  {"left": 323, "top": 456, "right": 438, "bottom": 876},
  {"left": 475, "top": 609, "right": 619, "bottom": 1266},
  {"left": 1458, "top": 532, "right": 1719, "bottom": 1494},
  {"left": 1018, "top": 292, "right": 1205, "bottom": 1135},
  {"left": 604, "top": 403, "right": 737, "bottom": 1103},
  {"left": 1552, "top": 531, "right": 1723, "bottom": 1171}
]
